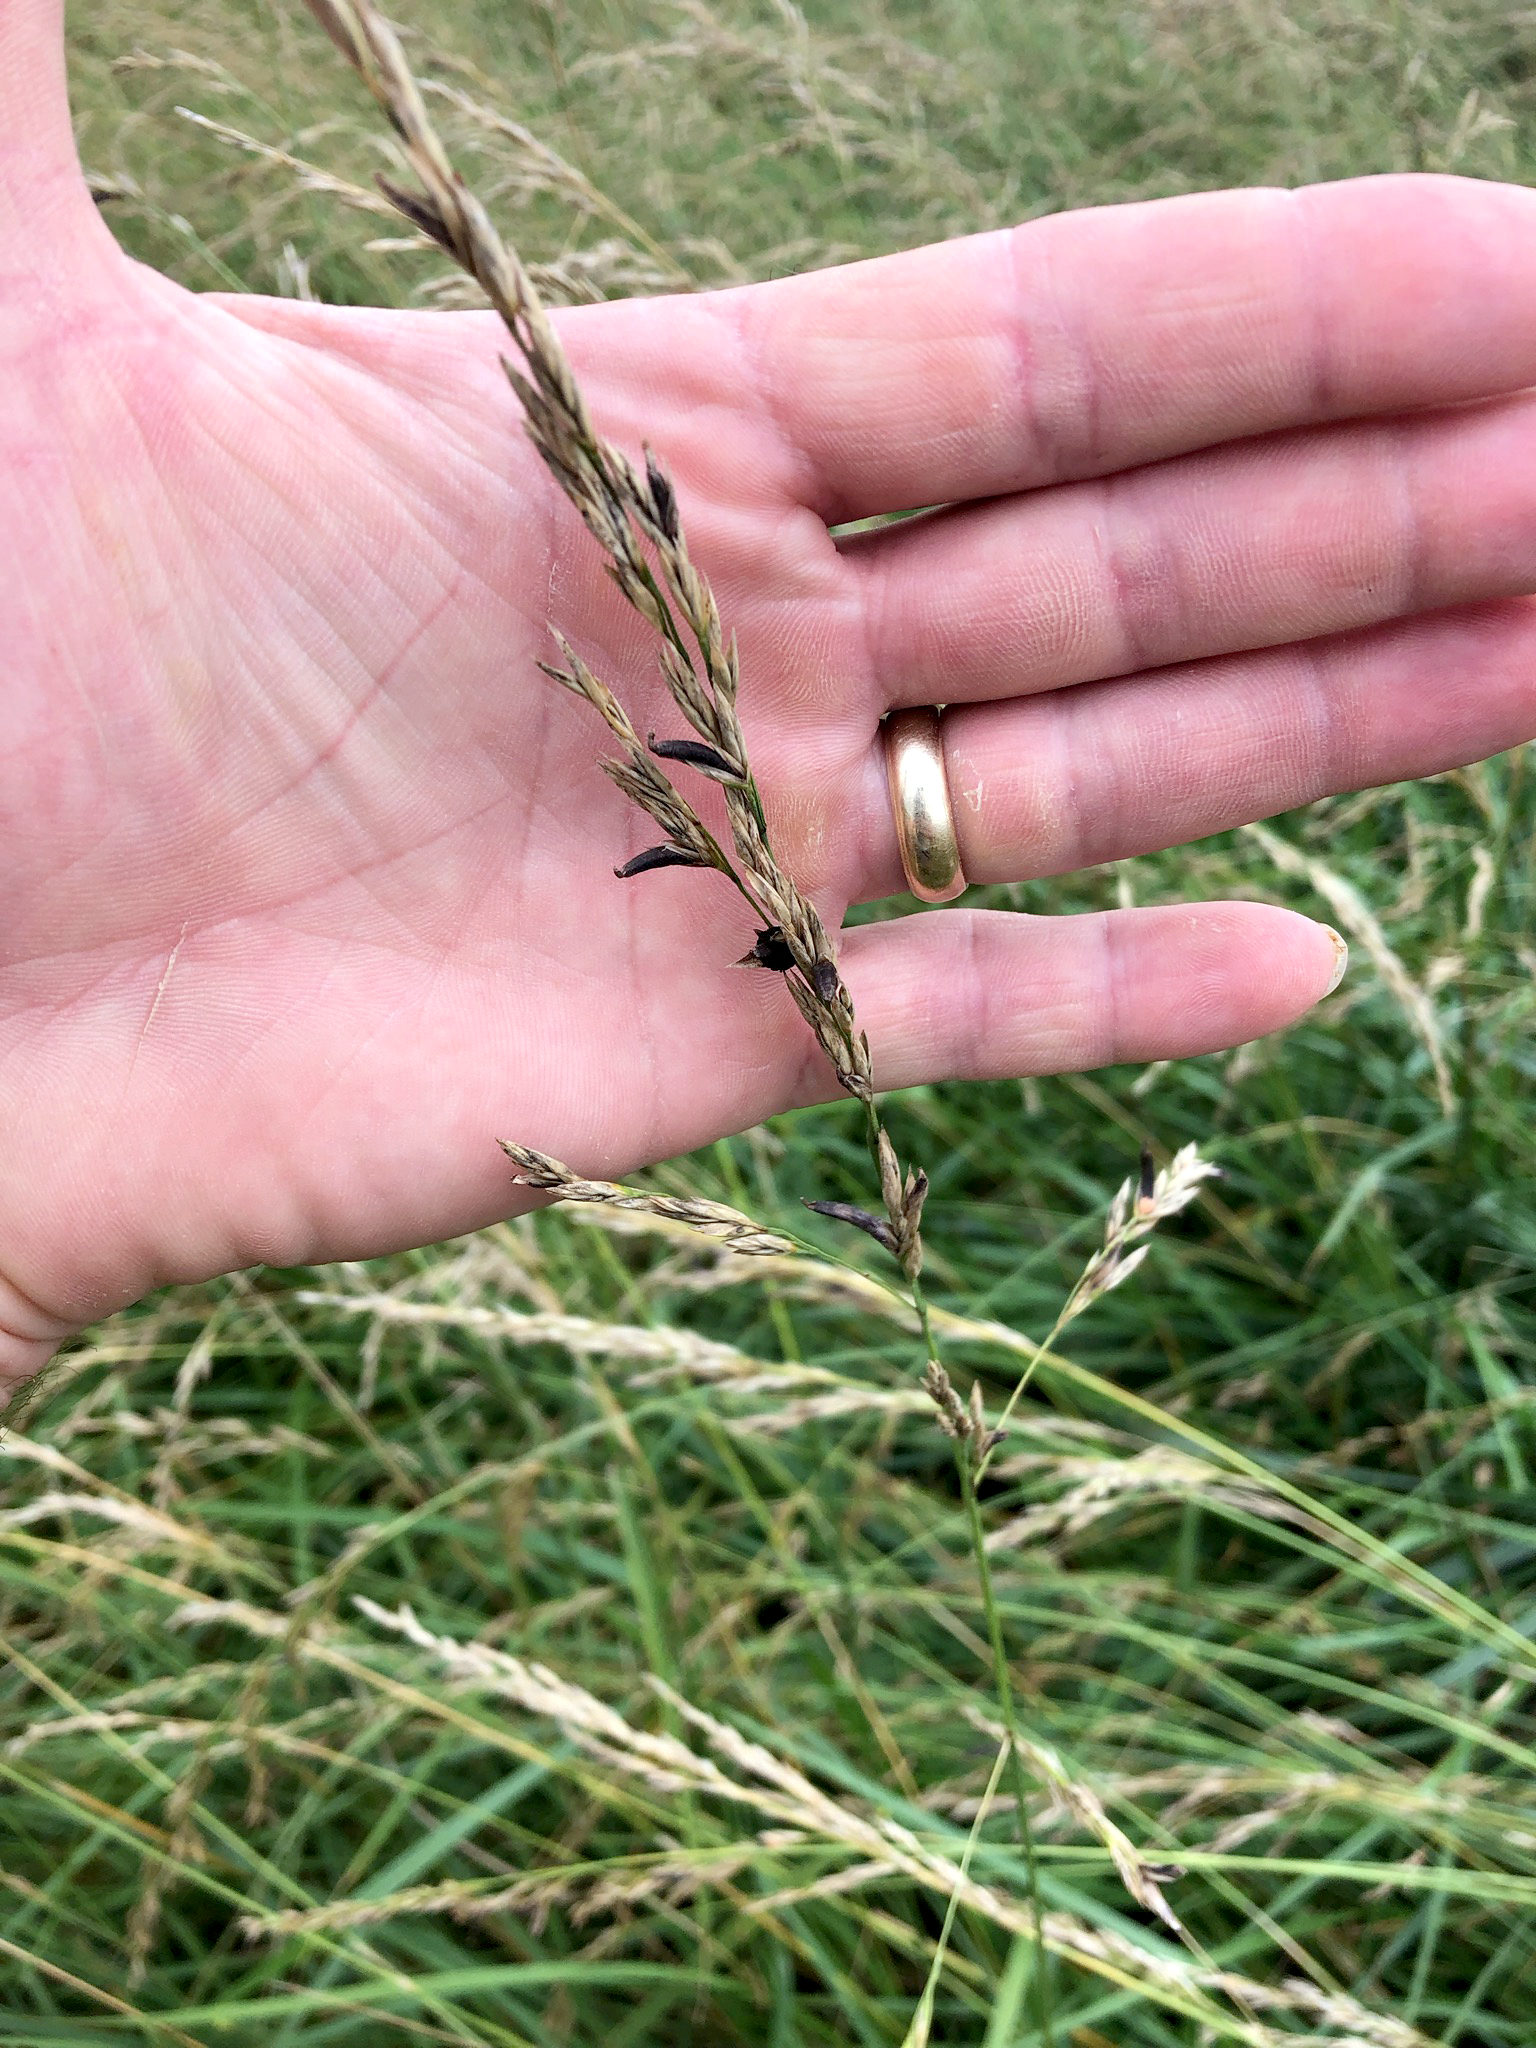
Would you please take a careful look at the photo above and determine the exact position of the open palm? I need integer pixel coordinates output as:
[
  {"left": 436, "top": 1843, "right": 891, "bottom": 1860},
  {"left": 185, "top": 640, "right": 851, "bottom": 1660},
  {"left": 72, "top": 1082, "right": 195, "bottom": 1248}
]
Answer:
[{"left": 7, "top": 0, "right": 1536, "bottom": 1381}]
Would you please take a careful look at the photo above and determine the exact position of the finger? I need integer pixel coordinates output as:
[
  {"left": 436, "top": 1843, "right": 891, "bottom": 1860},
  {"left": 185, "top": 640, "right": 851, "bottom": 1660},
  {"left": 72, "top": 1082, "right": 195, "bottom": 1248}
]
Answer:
[
  {"left": 852, "top": 390, "right": 1536, "bottom": 708},
  {"left": 847, "top": 598, "right": 1536, "bottom": 897},
  {"left": 826, "top": 902, "right": 1342, "bottom": 1095},
  {"left": 0, "top": 0, "right": 93, "bottom": 245},
  {"left": 0, "top": 1269, "right": 75, "bottom": 1393},
  {"left": 711, "top": 175, "right": 1536, "bottom": 521}
]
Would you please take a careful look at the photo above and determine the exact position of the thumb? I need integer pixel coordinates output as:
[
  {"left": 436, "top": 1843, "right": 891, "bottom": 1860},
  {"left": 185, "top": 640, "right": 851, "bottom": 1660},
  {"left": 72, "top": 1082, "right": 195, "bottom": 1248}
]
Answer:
[{"left": 0, "top": 0, "right": 105, "bottom": 255}]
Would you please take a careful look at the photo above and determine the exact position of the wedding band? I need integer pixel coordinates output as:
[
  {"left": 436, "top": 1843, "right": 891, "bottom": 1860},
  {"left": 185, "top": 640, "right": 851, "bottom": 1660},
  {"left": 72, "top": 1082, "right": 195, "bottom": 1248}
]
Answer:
[{"left": 882, "top": 707, "right": 967, "bottom": 903}]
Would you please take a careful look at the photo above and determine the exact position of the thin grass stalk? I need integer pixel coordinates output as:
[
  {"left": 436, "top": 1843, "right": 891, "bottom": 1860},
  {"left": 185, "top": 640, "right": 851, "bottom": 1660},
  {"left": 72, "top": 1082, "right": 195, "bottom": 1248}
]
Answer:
[
  {"left": 909, "top": 1274, "right": 1057, "bottom": 2042},
  {"left": 899, "top": 1734, "right": 1011, "bottom": 2047}
]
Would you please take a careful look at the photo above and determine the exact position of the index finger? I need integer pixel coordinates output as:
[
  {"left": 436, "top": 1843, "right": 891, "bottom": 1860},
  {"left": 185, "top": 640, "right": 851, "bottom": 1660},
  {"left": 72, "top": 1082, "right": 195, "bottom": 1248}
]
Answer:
[{"left": 716, "top": 174, "right": 1536, "bottom": 522}]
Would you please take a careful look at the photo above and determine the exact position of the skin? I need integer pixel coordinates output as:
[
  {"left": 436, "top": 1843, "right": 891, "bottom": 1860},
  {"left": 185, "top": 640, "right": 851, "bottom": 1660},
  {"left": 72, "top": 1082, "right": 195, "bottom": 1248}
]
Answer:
[{"left": 7, "top": 1, "right": 1536, "bottom": 1387}]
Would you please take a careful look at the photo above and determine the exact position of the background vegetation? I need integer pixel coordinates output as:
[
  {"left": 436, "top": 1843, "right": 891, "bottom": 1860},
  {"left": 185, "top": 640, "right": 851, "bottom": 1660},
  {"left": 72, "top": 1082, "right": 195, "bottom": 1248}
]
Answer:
[{"left": 7, "top": 0, "right": 1536, "bottom": 2040}]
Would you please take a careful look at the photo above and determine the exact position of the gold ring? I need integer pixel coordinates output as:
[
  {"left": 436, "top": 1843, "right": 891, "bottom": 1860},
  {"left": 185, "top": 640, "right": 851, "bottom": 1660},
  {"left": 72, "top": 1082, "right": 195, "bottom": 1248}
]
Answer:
[{"left": 882, "top": 707, "right": 967, "bottom": 903}]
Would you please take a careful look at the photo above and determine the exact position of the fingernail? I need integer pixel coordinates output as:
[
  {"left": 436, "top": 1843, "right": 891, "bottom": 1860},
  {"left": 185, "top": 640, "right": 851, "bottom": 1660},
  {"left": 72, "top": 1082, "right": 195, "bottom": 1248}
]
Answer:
[{"left": 1322, "top": 925, "right": 1348, "bottom": 995}]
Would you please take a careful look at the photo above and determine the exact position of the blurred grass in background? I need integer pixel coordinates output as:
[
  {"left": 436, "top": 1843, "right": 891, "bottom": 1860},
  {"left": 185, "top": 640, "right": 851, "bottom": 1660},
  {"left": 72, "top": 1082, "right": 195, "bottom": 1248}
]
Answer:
[{"left": 7, "top": 1, "right": 1536, "bottom": 2041}]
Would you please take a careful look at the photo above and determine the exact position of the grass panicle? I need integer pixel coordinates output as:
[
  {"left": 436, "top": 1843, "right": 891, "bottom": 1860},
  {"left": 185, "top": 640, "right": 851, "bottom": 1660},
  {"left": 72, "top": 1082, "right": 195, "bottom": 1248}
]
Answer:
[
  {"left": 308, "top": 0, "right": 902, "bottom": 1192},
  {"left": 303, "top": 21, "right": 1077, "bottom": 2020}
]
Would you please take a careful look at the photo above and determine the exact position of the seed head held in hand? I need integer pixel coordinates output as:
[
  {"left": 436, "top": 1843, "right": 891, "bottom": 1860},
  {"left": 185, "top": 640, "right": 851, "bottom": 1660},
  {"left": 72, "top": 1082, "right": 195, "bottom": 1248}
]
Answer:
[{"left": 303, "top": 0, "right": 923, "bottom": 1260}]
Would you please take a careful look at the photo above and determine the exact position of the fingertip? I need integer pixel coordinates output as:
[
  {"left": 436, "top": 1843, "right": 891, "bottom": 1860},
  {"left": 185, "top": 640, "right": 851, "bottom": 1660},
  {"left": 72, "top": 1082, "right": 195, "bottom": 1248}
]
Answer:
[
  {"left": 1319, "top": 923, "right": 1349, "bottom": 998},
  {"left": 1105, "top": 901, "right": 1345, "bottom": 1058},
  {"left": 1267, "top": 908, "right": 1350, "bottom": 1013}
]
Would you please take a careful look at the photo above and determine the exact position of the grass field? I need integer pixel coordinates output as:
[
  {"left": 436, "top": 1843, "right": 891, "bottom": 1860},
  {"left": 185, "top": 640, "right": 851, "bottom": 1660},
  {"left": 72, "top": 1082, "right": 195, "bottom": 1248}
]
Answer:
[{"left": 8, "top": 0, "right": 1536, "bottom": 2041}]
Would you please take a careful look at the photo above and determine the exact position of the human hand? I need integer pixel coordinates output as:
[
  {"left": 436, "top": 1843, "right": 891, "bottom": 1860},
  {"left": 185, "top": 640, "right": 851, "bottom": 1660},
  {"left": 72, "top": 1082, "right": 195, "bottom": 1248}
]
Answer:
[{"left": 6, "top": 0, "right": 1536, "bottom": 1382}]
